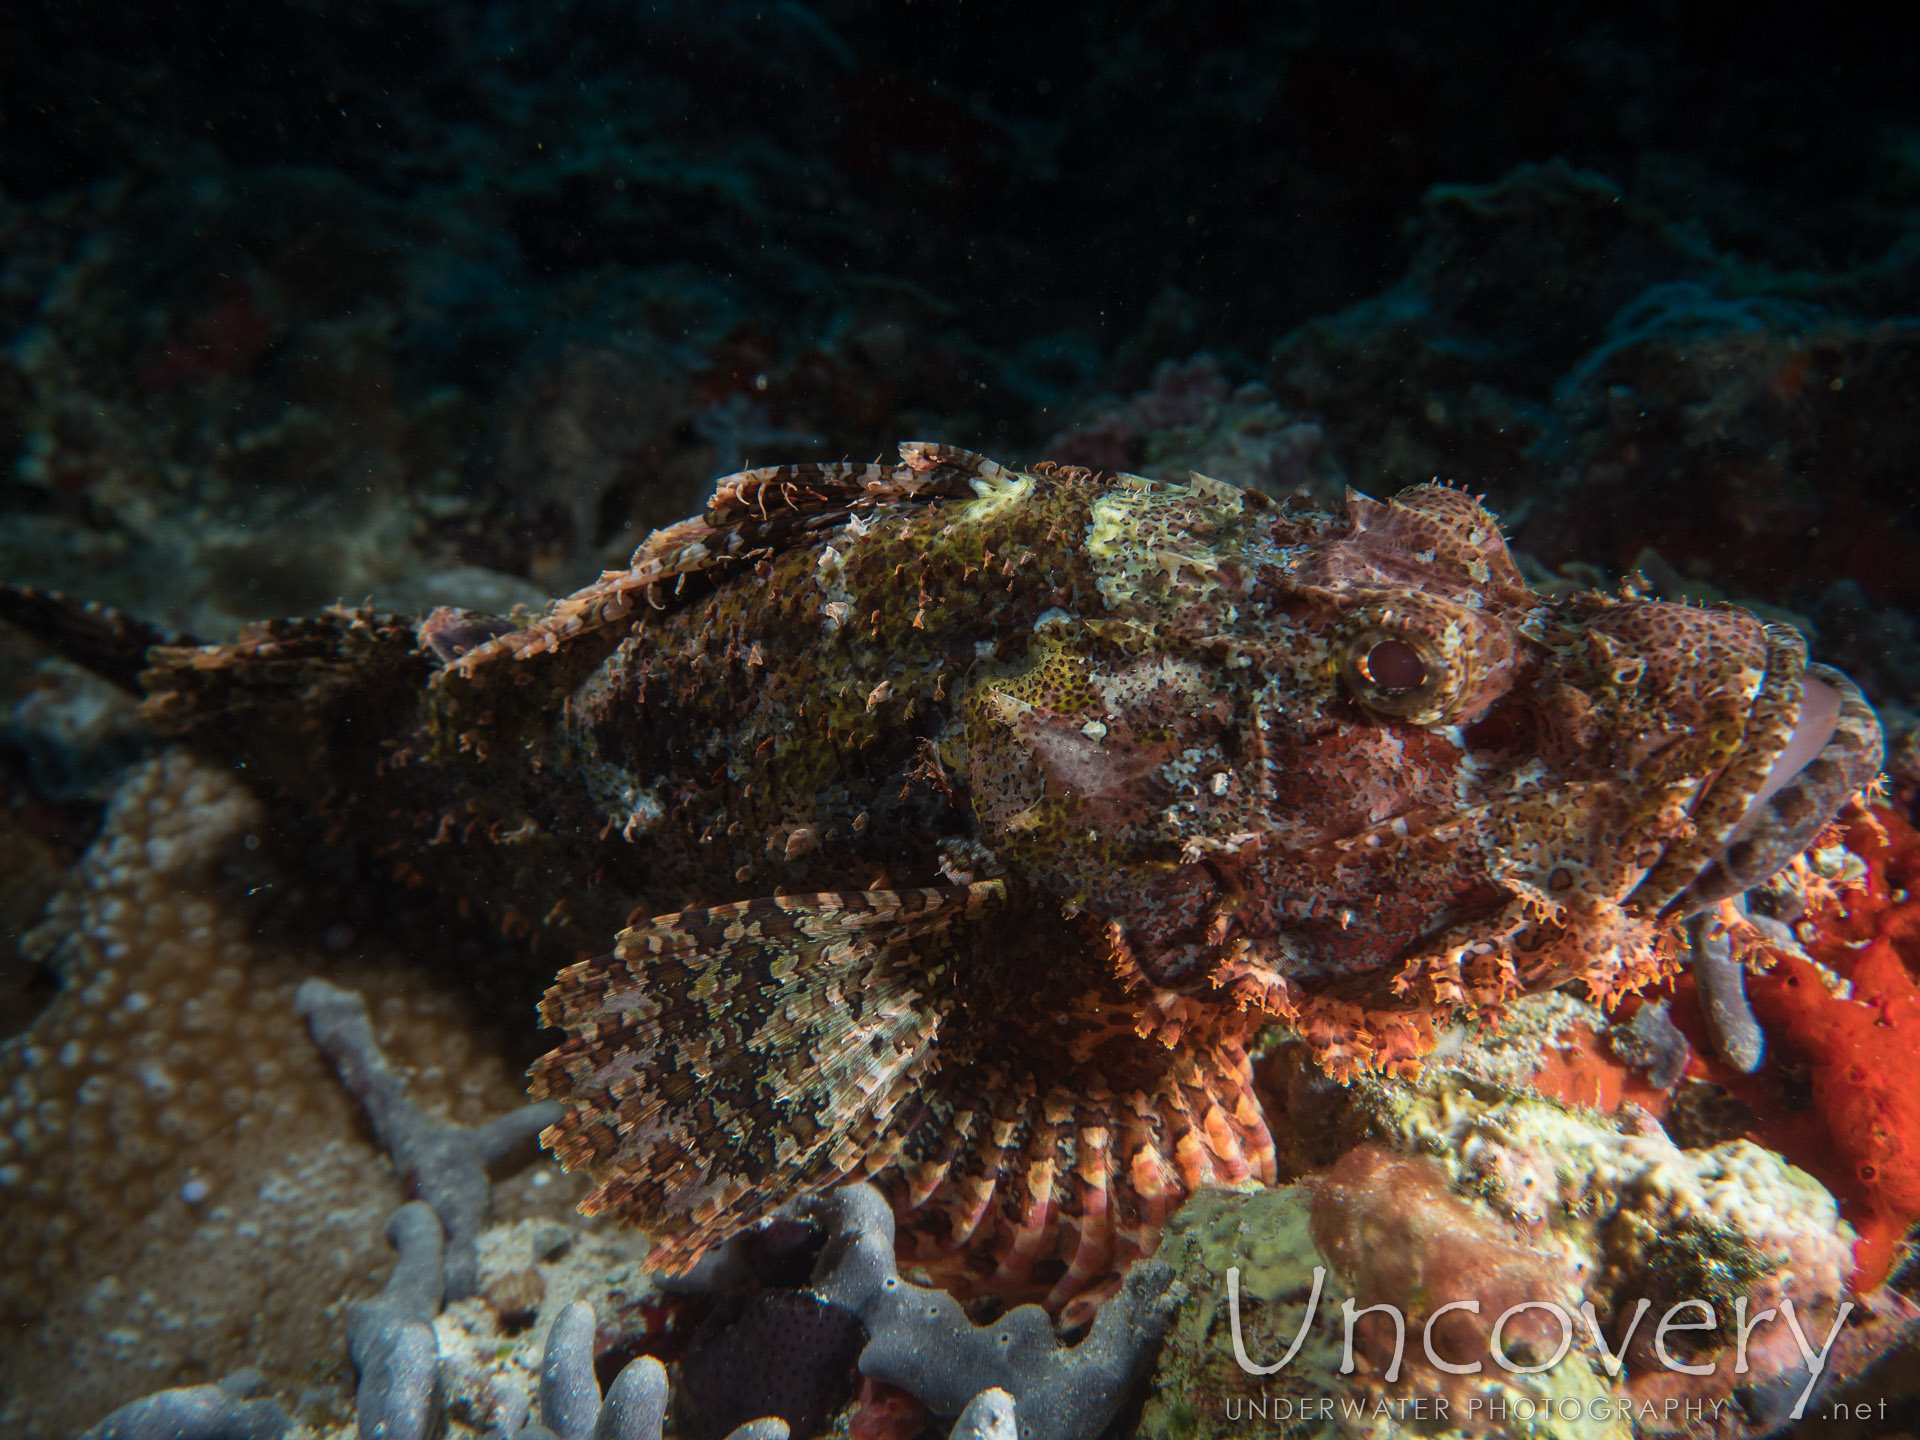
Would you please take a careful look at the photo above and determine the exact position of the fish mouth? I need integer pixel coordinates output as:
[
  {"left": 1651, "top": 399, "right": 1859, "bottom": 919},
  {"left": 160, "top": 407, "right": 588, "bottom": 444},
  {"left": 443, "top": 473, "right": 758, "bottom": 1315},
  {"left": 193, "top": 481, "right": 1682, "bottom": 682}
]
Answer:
[{"left": 1634, "top": 635, "right": 1884, "bottom": 918}]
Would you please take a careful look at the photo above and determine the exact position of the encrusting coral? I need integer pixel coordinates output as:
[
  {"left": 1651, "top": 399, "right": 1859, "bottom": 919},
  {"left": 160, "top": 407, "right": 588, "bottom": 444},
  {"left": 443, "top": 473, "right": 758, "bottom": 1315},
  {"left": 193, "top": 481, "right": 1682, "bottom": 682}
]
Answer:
[
  {"left": 1147, "top": 1051, "right": 1920, "bottom": 1440},
  {"left": 1662, "top": 803, "right": 1920, "bottom": 1290},
  {"left": 0, "top": 750, "right": 268, "bottom": 1323},
  {"left": 0, "top": 750, "right": 586, "bottom": 1438}
]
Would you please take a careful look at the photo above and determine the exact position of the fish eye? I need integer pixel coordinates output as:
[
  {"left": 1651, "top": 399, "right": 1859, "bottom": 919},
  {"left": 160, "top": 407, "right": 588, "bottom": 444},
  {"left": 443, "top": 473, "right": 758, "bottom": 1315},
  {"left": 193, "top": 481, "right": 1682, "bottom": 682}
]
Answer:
[
  {"left": 1336, "top": 622, "right": 1457, "bottom": 723},
  {"left": 1358, "top": 639, "right": 1426, "bottom": 691}
]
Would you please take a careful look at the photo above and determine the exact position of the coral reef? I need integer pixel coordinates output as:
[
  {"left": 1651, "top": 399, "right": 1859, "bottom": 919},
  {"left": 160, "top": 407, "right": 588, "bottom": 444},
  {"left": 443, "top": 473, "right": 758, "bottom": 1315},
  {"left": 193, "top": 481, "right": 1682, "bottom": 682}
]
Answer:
[
  {"left": 3, "top": 738, "right": 1912, "bottom": 1439},
  {"left": 1264, "top": 162, "right": 1920, "bottom": 610},
  {"left": 84, "top": 1169, "right": 1086, "bottom": 1440},
  {"left": 1605, "top": 998, "right": 1692, "bottom": 1091},
  {"left": 87, "top": 1280, "right": 803, "bottom": 1440},
  {"left": 0, "top": 751, "right": 270, "bottom": 1323},
  {"left": 1041, "top": 355, "right": 1345, "bottom": 506},
  {"left": 1663, "top": 805, "right": 1920, "bottom": 1291},
  {"left": 1036, "top": 167, "right": 1920, "bottom": 770},
  {"left": 0, "top": 750, "right": 595, "bottom": 1438},
  {"left": 56, "top": 970, "right": 820, "bottom": 1440},
  {"left": 387, "top": 1198, "right": 660, "bottom": 1438},
  {"left": 6, "top": 6, "right": 1913, "bottom": 661},
  {"left": 1150, "top": 1054, "right": 1920, "bottom": 1440},
  {"left": 677, "top": 1287, "right": 865, "bottom": 1440}
]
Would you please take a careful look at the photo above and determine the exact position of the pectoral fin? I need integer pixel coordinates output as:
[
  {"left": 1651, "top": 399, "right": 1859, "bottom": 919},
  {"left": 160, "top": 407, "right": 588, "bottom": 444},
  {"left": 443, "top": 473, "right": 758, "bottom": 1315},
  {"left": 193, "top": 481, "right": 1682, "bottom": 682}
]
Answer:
[
  {"left": 532, "top": 879, "right": 1280, "bottom": 1321},
  {"left": 529, "top": 883, "right": 1003, "bottom": 1271}
]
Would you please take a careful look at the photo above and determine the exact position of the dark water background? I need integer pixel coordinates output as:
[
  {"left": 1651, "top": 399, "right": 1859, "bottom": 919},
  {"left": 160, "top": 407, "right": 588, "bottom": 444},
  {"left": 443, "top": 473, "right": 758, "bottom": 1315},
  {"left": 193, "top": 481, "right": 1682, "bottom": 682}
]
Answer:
[
  {"left": 3, "top": 3, "right": 1919, "bottom": 1436},
  {"left": 5, "top": 2, "right": 1918, "bottom": 634}
]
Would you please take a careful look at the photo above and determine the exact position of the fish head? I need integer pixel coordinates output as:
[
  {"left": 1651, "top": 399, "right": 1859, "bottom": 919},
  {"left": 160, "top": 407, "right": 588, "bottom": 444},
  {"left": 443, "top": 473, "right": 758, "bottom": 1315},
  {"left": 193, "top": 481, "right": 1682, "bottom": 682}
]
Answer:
[{"left": 960, "top": 474, "right": 1881, "bottom": 1017}]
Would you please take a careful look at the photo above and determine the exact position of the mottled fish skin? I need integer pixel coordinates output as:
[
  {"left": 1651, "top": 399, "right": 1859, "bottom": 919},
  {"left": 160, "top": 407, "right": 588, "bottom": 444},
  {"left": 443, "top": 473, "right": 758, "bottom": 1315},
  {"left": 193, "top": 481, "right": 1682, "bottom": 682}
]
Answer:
[{"left": 130, "top": 442, "right": 1883, "bottom": 1319}]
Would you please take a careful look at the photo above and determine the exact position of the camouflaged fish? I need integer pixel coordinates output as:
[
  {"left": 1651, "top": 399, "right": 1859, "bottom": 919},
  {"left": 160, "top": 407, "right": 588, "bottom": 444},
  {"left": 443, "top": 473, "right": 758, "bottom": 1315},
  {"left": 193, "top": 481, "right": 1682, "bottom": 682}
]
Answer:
[{"left": 6, "top": 442, "right": 1883, "bottom": 1319}]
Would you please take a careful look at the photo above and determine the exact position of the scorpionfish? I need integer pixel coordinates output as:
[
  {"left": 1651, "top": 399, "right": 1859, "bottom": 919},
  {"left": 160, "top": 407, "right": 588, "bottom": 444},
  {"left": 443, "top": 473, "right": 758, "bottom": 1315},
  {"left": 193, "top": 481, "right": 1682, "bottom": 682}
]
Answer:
[{"left": 78, "top": 443, "right": 1883, "bottom": 1317}]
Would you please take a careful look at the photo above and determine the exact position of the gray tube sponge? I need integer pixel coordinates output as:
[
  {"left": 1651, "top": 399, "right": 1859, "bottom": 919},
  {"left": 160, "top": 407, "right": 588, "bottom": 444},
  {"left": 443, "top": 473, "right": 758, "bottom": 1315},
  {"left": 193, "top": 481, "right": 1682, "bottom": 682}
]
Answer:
[
  {"left": 78, "top": 1371, "right": 289, "bottom": 1440},
  {"left": 533, "top": 1298, "right": 789, "bottom": 1440},
  {"left": 296, "top": 976, "right": 564, "bottom": 1299},
  {"left": 793, "top": 1184, "right": 1182, "bottom": 1440},
  {"left": 347, "top": 1201, "right": 446, "bottom": 1440}
]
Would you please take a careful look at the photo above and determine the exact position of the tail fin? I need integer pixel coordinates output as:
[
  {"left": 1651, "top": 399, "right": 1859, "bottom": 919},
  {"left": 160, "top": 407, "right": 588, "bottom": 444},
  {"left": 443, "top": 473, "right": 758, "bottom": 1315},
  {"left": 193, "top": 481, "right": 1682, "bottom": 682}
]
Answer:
[
  {"left": 124, "top": 607, "right": 434, "bottom": 814},
  {"left": 0, "top": 585, "right": 194, "bottom": 693}
]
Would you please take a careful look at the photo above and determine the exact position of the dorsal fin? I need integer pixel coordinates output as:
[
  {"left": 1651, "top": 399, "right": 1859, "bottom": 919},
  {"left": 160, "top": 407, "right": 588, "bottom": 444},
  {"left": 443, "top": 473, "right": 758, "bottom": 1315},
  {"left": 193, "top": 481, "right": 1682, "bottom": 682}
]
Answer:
[
  {"left": 0, "top": 584, "right": 195, "bottom": 693},
  {"left": 135, "top": 607, "right": 431, "bottom": 794},
  {"left": 447, "top": 442, "right": 1018, "bottom": 680}
]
